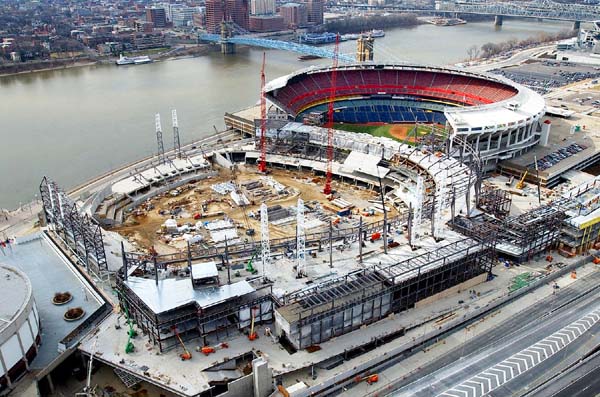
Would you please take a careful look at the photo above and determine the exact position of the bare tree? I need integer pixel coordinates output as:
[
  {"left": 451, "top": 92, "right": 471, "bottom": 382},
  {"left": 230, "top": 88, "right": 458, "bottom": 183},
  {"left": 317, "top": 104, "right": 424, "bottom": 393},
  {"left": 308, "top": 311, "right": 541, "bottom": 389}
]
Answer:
[{"left": 466, "top": 45, "right": 480, "bottom": 61}]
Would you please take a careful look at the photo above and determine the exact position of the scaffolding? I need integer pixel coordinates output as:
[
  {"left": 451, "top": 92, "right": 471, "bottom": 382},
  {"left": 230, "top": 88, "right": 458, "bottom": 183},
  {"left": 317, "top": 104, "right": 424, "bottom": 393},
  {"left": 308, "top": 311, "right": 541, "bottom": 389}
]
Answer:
[{"left": 39, "top": 177, "right": 108, "bottom": 274}]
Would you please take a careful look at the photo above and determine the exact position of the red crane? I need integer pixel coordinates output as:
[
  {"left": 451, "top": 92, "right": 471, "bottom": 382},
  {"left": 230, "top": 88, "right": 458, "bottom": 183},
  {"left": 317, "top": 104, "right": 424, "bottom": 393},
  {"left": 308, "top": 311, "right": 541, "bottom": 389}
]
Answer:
[
  {"left": 323, "top": 34, "right": 340, "bottom": 195},
  {"left": 258, "top": 52, "right": 268, "bottom": 173}
]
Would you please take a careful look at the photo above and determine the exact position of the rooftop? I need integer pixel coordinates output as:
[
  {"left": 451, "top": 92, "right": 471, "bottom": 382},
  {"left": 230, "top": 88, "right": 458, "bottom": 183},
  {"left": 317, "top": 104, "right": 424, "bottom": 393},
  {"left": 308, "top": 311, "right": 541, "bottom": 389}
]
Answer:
[{"left": 0, "top": 264, "right": 30, "bottom": 334}]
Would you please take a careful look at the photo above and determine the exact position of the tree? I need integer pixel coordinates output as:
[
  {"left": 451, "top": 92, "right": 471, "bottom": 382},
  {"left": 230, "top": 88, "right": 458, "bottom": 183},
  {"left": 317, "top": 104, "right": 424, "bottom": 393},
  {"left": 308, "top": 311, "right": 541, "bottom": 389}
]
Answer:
[{"left": 466, "top": 45, "right": 479, "bottom": 61}]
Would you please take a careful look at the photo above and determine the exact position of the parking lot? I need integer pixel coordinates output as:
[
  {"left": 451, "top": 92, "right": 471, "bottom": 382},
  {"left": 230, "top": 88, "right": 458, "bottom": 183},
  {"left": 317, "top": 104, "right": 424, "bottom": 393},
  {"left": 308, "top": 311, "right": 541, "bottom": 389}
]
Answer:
[
  {"left": 491, "top": 60, "right": 600, "bottom": 94},
  {"left": 530, "top": 142, "right": 587, "bottom": 170}
]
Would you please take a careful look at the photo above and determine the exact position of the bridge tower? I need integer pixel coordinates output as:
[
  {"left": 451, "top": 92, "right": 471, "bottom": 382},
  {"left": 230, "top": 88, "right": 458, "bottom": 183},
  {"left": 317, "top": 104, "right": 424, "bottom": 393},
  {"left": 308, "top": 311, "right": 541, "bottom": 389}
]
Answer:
[
  {"left": 494, "top": 15, "right": 503, "bottom": 26},
  {"left": 220, "top": 21, "right": 235, "bottom": 54},
  {"left": 356, "top": 34, "right": 374, "bottom": 62}
]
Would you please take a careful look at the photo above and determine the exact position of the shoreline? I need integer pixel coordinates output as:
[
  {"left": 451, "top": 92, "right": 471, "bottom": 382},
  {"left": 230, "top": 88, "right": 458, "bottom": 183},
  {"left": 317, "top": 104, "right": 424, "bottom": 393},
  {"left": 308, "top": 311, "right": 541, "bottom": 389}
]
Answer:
[{"left": 0, "top": 60, "right": 99, "bottom": 78}]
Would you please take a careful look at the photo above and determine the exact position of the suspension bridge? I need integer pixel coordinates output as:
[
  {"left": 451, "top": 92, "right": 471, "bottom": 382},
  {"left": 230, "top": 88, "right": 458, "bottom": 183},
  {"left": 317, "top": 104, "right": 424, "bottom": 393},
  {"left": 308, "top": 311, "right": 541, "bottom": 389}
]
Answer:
[{"left": 199, "top": 33, "right": 355, "bottom": 62}]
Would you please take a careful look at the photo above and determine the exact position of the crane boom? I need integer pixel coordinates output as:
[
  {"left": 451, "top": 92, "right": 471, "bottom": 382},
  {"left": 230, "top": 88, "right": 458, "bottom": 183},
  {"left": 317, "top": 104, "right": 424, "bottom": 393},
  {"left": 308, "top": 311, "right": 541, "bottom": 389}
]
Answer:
[
  {"left": 258, "top": 52, "right": 267, "bottom": 173},
  {"left": 323, "top": 34, "right": 340, "bottom": 195}
]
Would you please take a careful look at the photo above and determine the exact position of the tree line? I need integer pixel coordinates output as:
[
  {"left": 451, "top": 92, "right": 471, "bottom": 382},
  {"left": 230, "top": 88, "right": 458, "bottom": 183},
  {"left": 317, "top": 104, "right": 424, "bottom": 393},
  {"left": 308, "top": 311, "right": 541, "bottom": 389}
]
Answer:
[
  {"left": 323, "top": 13, "right": 421, "bottom": 34},
  {"left": 469, "top": 29, "right": 576, "bottom": 60}
]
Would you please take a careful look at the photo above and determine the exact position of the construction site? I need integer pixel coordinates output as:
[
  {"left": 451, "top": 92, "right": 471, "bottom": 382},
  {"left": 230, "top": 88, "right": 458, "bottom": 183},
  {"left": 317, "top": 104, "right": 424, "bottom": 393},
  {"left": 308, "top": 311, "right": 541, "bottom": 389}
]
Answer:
[{"left": 9, "top": 37, "right": 600, "bottom": 396}]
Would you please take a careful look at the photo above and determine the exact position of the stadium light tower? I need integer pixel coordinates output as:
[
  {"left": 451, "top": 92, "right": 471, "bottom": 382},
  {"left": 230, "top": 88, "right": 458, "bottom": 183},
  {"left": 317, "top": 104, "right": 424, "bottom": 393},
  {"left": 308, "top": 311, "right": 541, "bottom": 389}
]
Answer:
[
  {"left": 155, "top": 113, "right": 166, "bottom": 165},
  {"left": 323, "top": 34, "right": 340, "bottom": 195},
  {"left": 258, "top": 52, "right": 268, "bottom": 173}
]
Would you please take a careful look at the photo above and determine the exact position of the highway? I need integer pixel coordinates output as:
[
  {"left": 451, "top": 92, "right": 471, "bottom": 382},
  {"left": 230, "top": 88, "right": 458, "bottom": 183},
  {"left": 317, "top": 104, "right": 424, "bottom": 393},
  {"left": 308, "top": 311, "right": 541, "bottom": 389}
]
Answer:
[
  {"left": 383, "top": 270, "right": 600, "bottom": 397},
  {"left": 525, "top": 348, "right": 600, "bottom": 397},
  {"left": 466, "top": 45, "right": 554, "bottom": 73}
]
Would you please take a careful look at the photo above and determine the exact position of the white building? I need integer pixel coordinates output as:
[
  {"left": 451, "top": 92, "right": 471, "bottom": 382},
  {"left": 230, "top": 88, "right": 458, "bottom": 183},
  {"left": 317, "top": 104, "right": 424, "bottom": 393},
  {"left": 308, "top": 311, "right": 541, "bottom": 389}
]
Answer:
[
  {"left": 251, "top": 0, "right": 276, "bottom": 15},
  {"left": 171, "top": 5, "right": 201, "bottom": 27}
]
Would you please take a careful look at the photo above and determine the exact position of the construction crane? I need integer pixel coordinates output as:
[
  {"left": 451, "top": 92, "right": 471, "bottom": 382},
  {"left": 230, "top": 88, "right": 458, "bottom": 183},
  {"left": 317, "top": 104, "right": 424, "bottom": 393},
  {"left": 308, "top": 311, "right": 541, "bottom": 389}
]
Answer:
[
  {"left": 516, "top": 170, "right": 528, "bottom": 190},
  {"left": 258, "top": 52, "right": 268, "bottom": 173},
  {"left": 323, "top": 34, "right": 340, "bottom": 195},
  {"left": 172, "top": 326, "right": 192, "bottom": 360},
  {"left": 75, "top": 338, "right": 98, "bottom": 397}
]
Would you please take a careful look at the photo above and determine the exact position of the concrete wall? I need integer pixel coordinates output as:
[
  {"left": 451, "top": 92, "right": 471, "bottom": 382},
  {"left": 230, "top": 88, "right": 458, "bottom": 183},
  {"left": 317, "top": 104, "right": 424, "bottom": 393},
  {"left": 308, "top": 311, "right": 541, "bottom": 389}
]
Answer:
[
  {"left": 415, "top": 273, "right": 488, "bottom": 308},
  {"left": 222, "top": 374, "right": 253, "bottom": 397}
]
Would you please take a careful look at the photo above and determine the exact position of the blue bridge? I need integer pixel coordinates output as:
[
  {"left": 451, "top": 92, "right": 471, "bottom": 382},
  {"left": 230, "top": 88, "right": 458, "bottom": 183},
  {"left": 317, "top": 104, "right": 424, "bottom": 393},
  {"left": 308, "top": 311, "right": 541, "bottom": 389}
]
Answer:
[{"left": 199, "top": 33, "right": 355, "bottom": 63}]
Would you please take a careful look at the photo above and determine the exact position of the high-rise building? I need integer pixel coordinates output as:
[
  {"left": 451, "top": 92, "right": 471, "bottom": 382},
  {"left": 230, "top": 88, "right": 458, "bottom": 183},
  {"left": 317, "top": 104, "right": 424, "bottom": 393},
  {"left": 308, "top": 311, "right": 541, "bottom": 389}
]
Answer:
[
  {"left": 251, "top": 0, "right": 276, "bottom": 15},
  {"left": 249, "top": 15, "right": 284, "bottom": 31},
  {"left": 306, "top": 0, "right": 323, "bottom": 25},
  {"left": 171, "top": 5, "right": 201, "bottom": 27},
  {"left": 205, "top": 0, "right": 226, "bottom": 34},
  {"left": 279, "top": 3, "right": 307, "bottom": 28},
  {"left": 146, "top": 7, "right": 167, "bottom": 28},
  {"left": 205, "top": 0, "right": 249, "bottom": 34}
]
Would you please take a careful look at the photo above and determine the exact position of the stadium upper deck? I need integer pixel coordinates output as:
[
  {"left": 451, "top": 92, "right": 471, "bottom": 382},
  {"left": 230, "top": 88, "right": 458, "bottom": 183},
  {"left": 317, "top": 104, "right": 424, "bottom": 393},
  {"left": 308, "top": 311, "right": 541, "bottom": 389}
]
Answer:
[{"left": 266, "top": 63, "right": 546, "bottom": 171}]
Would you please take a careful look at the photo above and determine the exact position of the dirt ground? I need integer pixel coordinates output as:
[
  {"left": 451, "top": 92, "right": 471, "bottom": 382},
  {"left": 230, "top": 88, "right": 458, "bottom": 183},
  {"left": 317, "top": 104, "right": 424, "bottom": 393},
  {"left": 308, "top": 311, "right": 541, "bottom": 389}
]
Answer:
[
  {"left": 112, "top": 165, "right": 392, "bottom": 254},
  {"left": 389, "top": 124, "right": 417, "bottom": 143}
]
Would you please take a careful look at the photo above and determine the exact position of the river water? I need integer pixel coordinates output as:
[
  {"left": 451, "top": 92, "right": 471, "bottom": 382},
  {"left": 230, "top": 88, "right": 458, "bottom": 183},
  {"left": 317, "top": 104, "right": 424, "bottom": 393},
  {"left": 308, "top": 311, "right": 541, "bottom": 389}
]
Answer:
[{"left": 0, "top": 18, "right": 572, "bottom": 209}]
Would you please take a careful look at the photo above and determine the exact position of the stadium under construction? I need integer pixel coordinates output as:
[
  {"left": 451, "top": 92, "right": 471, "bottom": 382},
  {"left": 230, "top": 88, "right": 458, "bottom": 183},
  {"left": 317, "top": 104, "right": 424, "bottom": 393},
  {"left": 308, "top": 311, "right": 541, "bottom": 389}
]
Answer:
[{"left": 24, "top": 62, "right": 600, "bottom": 397}]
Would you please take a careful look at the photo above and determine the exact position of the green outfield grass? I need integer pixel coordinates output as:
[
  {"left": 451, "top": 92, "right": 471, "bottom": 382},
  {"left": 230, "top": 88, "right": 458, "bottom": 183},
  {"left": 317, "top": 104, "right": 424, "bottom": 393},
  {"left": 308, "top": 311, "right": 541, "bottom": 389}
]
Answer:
[{"left": 333, "top": 123, "right": 395, "bottom": 138}]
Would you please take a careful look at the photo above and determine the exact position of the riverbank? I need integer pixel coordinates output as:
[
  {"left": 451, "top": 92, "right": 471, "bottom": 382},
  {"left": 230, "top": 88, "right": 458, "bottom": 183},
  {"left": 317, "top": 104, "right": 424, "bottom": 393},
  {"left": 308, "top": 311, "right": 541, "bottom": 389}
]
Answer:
[
  {"left": 0, "top": 59, "right": 98, "bottom": 78},
  {"left": 0, "top": 44, "right": 214, "bottom": 78}
]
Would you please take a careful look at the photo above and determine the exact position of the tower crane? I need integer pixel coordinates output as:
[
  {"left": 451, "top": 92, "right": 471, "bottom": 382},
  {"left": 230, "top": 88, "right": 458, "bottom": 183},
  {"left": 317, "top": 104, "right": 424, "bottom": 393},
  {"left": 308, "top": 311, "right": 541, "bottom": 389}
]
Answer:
[
  {"left": 323, "top": 34, "right": 340, "bottom": 195},
  {"left": 258, "top": 52, "right": 268, "bottom": 173}
]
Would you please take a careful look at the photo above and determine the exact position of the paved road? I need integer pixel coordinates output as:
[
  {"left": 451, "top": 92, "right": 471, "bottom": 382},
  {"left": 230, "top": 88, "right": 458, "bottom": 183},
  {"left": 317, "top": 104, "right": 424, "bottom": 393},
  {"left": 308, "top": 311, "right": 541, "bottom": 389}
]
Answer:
[
  {"left": 466, "top": 45, "right": 554, "bottom": 73},
  {"left": 526, "top": 350, "right": 600, "bottom": 397},
  {"left": 382, "top": 270, "right": 600, "bottom": 397}
]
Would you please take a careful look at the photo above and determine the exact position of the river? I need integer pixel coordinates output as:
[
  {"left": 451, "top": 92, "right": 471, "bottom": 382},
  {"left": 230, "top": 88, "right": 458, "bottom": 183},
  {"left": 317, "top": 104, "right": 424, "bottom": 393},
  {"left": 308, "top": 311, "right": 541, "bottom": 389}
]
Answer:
[{"left": 0, "top": 18, "right": 573, "bottom": 209}]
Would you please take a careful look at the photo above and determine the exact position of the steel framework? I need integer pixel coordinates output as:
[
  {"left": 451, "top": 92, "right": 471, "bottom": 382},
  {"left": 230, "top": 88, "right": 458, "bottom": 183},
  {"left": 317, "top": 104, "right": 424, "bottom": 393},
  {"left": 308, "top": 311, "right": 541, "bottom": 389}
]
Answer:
[
  {"left": 260, "top": 203, "right": 271, "bottom": 278},
  {"left": 171, "top": 109, "right": 182, "bottom": 159},
  {"left": 40, "top": 177, "right": 108, "bottom": 273},
  {"left": 435, "top": 0, "right": 600, "bottom": 22},
  {"left": 477, "top": 186, "right": 512, "bottom": 219},
  {"left": 296, "top": 198, "right": 306, "bottom": 277},
  {"left": 323, "top": 34, "right": 340, "bottom": 195},
  {"left": 277, "top": 237, "right": 493, "bottom": 349},
  {"left": 258, "top": 52, "right": 267, "bottom": 173},
  {"left": 155, "top": 113, "right": 166, "bottom": 164}
]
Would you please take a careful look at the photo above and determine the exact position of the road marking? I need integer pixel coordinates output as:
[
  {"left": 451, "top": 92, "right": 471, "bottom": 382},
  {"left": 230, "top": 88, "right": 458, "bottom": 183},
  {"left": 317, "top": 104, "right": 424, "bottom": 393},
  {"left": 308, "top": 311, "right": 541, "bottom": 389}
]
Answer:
[
  {"left": 463, "top": 380, "right": 483, "bottom": 395},
  {"left": 496, "top": 363, "right": 515, "bottom": 379},
  {"left": 547, "top": 335, "right": 565, "bottom": 348},
  {"left": 537, "top": 342, "right": 556, "bottom": 355},
  {"left": 436, "top": 307, "right": 600, "bottom": 397},
  {"left": 530, "top": 347, "right": 545, "bottom": 362},
  {"left": 473, "top": 376, "right": 491, "bottom": 393}
]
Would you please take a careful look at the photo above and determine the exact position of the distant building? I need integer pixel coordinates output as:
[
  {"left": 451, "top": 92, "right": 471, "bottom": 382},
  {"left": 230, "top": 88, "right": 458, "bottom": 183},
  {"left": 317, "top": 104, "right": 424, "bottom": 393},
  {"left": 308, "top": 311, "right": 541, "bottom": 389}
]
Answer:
[
  {"left": 280, "top": 3, "right": 307, "bottom": 28},
  {"left": 306, "top": 0, "right": 323, "bottom": 25},
  {"left": 205, "top": 0, "right": 249, "bottom": 34},
  {"left": 146, "top": 7, "right": 167, "bottom": 28},
  {"left": 251, "top": 0, "right": 276, "bottom": 15},
  {"left": 193, "top": 11, "right": 205, "bottom": 28},
  {"left": 249, "top": 15, "right": 284, "bottom": 32},
  {"left": 132, "top": 32, "right": 166, "bottom": 50},
  {"left": 171, "top": 5, "right": 201, "bottom": 27},
  {"left": 134, "top": 20, "right": 154, "bottom": 33}
]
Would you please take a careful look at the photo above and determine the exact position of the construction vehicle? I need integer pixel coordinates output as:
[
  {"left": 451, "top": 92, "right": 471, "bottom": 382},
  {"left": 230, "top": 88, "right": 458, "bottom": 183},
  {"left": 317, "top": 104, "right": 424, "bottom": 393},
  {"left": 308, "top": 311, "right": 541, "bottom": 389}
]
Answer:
[
  {"left": 198, "top": 342, "right": 229, "bottom": 356},
  {"left": 248, "top": 307, "right": 259, "bottom": 341},
  {"left": 354, "top": 374, "right": 379, "bottom": 385},
  {"left": 516, "top": 170, "right": 528, "bottom": 190},
  {"left": 247, "top": 250, "right": 259, "bottom": 274},
  {"left": 115, "top": 290, "right": 137, "bottom": 354},
  {"left": 172, "top": 326, "right": 192, "bottom": 360}
]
